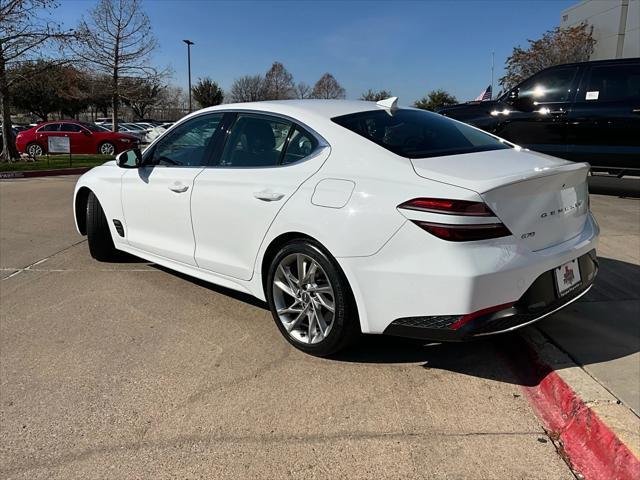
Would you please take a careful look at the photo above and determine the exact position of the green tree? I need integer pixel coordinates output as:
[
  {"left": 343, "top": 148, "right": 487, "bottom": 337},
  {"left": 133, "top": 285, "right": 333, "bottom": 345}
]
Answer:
[
  {"left": 500, "top": 23, "right": 595, "bottom": 90},
  {"left": 360, "top": 89, "right": 392, "bottom": 101},
  {"left": 311, "top": 73, "right": 345, "bottom": 99},
  {"left": 122, "top": 77, "right": 165, "bottom": 119},
  {"left": 191, "top": 77, "right": 224, "bottom": 108},
  {"left": 414, "top": 89, "right": 458, "bottom": 111},
  {"left": 10, "top": 61, "right": 89, "bottom": 120}
]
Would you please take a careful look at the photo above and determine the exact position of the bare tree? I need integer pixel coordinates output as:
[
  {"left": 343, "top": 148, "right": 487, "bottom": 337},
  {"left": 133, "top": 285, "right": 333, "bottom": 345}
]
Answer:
[
  {"left": 360, "top": 89, "right": 392, "bottom": 101},
  {"left": 0, "top": 0, "right": 72, "bottom": 161},
  {"left": 229, "top": 74, "right": 265, "bottom": 102},
  {"left": 72, "top": 0, "right": 158, "bottom": 131},
  {"left": 263, "top": 61, "right": 294, "bottom": 100},
  {"left": 311, "top": 73, "right": 345, "bottom": 99},
  {"left": 295, "top": 81, "right": 311, "bottom": 99},
  {"left": 500, "top": 23, "right": 595, "bottom": 90}
]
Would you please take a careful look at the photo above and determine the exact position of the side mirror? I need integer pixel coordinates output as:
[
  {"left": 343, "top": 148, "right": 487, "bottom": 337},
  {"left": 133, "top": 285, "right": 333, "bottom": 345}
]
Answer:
[{"left": 116, "top": 148, "right": 143, "bottom": 168}]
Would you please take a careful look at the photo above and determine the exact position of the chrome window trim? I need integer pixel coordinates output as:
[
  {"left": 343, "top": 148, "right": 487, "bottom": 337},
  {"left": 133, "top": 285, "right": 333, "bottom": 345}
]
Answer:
[{"left": 142, "top": 108, "right": 330, "bottom": 170}]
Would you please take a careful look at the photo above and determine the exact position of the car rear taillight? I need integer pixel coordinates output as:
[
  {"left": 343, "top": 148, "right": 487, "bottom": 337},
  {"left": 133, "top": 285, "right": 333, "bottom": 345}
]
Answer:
[
  {"left": 413, "top": 221, "right": 511, "bottom": 242},
  {"left": 398, "top": 198, "right": 511, "bottom": 242},
  {"left": 398, "top": 198, "right": 495, "bottom": 216}
]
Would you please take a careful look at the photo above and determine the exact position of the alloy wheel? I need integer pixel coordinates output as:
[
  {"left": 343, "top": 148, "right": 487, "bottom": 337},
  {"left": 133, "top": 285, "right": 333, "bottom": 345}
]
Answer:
[
  {"left": 272, "top": 253, "right": 336, "bottom": 344},
  {"left": 27, "top": 143, "right": 43, "bottom": 157},
  {"left": 100, "top": 142, "right": 115, "bottom": 155}
]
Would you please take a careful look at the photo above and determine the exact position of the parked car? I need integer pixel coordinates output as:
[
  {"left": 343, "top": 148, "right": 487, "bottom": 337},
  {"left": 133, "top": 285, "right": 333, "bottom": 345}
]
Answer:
[
  {"left": 16, "top": 120, "right": 140, "bottom": 156},
  {"left": 101, "top": 123, "right": 146, "bottom": 142},
  {"left": 438, "top": 58, "right": 640, "bottom": 174},
  {"left": 73, "top": 99, "right": 598, "bottom": 356}
]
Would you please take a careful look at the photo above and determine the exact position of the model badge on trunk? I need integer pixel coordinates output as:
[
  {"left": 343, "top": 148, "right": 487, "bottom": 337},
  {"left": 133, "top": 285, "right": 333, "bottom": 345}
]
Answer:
[{"left": 540, "top": 200, "right": 583, "bottom": 218}]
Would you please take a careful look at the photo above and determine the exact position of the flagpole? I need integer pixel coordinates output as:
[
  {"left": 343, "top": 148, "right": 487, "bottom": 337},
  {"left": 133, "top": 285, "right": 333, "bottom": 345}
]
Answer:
[{"left": 491, "top": 51, "right": 495, "bottom": 100}]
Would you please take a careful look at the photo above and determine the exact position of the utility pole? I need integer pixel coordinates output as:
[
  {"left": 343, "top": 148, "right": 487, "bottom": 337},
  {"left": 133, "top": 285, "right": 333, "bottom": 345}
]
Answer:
[
  {"left": 183, "top": 39, "right": 194, "bottom": 113},
  {"left": 491, "top": 50, "right": 495, "bottom": 100}
]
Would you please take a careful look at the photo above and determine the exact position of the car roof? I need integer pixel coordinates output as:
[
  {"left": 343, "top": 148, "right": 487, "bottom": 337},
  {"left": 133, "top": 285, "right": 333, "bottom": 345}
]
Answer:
[
  {"left": 540, "top": 57, "right": 639, "bottom": 70},
  {"left": 203, "top": 99, "right": 379, "bottom": 120}
]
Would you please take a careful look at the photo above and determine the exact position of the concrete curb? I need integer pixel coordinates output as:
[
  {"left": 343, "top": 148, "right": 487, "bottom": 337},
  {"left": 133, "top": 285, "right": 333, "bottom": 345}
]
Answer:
[
  {"left": 513, "top": 328, "right": 640, "bottom": 480},
  {"left": 0, "top": 167, "right": 92, "bottom": 179}
]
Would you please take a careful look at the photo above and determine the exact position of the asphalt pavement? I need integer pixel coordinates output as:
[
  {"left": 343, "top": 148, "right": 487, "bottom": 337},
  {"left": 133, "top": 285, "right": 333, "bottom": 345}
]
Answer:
[{"left": 1, "top": 174, "right": 638, "bottom": 479}]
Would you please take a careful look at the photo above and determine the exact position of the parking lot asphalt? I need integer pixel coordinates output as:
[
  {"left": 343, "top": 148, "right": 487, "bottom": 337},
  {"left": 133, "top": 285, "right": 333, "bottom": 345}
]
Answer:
[{"left": 0, "top": 175, "right": 637, "bottom": 479}]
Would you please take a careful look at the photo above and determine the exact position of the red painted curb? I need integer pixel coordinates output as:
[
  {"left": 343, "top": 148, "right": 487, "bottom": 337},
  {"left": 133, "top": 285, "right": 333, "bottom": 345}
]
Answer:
[
  {"left": 0, "top": 167, "right": 92, "bottom": 179},
  {"left": 508, "top": 336, "right": 640, "bottom": 480}
]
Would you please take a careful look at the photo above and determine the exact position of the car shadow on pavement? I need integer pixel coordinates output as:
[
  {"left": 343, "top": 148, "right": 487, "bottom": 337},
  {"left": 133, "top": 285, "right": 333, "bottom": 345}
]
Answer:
[
  {"left": 332, "top": 257, "right": 640, "bottom": 388},
  {"left": 148, "top": 255, "right": 638, "bottom": 389}
]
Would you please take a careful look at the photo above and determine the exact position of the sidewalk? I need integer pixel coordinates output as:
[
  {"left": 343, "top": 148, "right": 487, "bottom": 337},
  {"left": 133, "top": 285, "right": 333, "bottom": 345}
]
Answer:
[{"left": 532, "top": 192, "right": 640, "bottom": 460}]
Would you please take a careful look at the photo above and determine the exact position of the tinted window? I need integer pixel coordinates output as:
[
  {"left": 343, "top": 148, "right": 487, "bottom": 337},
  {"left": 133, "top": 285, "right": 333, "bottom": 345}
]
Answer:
[
  {"left": 332, "top": 109, "right": 511, "bottom": 159},
  {"left": 516, "top": 67, "right": 577, "bottom": 103},
  {"left": 583, "top": 64, "right": 640, "bottom": 102},
  {"left": 59, "top": 123, "right": 83, "bottom": 132},
  {"left": 282, "top": 127, "right": 318, "bottom": 164},
  {"left": 39, "top": 123, "right": 60, "bottom": 132},
  {"left": 219, "top": 114, "right": 292, "bottom": 167},
  {"left": 151, "top": 113, "right": 223, "bottom": 167}
]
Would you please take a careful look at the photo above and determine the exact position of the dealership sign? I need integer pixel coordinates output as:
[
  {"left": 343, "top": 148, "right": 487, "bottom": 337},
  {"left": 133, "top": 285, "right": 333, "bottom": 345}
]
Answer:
[{"left": 47, "top": 136, "right": 71, "bottom": 154}]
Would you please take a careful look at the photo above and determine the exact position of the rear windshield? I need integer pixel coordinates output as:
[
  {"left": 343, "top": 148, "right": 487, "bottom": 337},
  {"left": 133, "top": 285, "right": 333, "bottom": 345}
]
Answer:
[{"left": 332, "top": 109, "right": 511, "bottom": 158}]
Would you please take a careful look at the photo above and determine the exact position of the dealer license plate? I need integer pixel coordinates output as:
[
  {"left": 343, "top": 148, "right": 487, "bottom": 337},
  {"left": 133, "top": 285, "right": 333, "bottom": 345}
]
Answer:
[{"left": 554, "top": 259, "right": 582, "bottom": 297}]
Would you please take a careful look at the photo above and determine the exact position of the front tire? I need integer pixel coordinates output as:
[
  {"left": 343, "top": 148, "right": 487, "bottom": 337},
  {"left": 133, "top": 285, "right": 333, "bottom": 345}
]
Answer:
[
  {"left": 26, "top": 142, "right": 44, "bottom": 158},
  {"left": 86, "top": 192, "right": 118, "bottom": 261},
  {"left": 266, "top": 240, "right": 359, "bottom": 356}
]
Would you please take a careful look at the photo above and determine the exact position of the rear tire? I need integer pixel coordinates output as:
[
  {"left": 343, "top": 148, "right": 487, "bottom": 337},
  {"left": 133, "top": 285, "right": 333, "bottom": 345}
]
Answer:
[
  {"left": 98, "top": 141, "right": 116, "bottom": 155},
  {"left": 266, "top": 240, "right": 360, "bottom": 356},
  {"left": 86, "top": 191, "right": 118, "bottom": 261}
]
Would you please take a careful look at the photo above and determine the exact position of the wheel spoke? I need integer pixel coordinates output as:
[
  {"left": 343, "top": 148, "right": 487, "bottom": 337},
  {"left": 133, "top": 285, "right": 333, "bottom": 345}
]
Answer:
[
  {"left": 286, "top": 305, "right": 308, "bottom": 333},
  {"left": 314, "top": 306, "right": 328, "bottom": 338},
  {"left": 306, "top": 285, "right": 332, "bottom": 294},
  {"left": 296, "top": 254, "right": 306, "bottom": 288},
  {"left": 274, "top": 279, "right": 296, "bottom": 298},
  {"left": 278, "top": 265, "right": 299, "bottom": 296},
  {"left": 315, "top": 293, "right": 335, "bottom": 313},
  {"left": 307, "top": 309, "right": 316, "bottom": 342},
  {"left": 302, "top": 261, "right": 318, "bottom": 284},
  {"left": 277, "top": 303, "right": 303, "bottom": 315}
]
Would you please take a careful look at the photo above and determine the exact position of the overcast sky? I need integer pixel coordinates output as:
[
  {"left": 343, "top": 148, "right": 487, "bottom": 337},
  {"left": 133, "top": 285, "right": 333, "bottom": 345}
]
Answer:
[{"left": 54, "top": 0, "right": 576, "bottom": 103}]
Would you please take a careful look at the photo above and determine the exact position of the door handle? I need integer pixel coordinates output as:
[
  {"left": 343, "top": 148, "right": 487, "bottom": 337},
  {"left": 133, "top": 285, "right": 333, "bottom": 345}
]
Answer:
[
  {"left": 253, "top": 191, "right": 285, "bottom": 202},
  {"left": 168, "top": 184, "right": 189, "bottom": 193}
]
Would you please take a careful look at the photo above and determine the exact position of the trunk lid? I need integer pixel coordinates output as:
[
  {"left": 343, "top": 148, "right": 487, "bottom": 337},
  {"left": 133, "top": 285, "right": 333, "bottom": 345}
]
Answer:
[{"left": 410, "top": 149, "right": 590, "bottom": 251}]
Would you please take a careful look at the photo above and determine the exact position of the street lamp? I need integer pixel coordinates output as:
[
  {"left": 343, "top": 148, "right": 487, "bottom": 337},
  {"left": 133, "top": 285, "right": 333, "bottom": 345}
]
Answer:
[{"left": 183, "top": 39, "right": 194, "bottom": 113}]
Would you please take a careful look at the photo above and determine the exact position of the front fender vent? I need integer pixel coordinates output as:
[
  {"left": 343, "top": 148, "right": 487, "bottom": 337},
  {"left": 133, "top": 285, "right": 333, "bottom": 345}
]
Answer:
[{"left": 112, "top": 219, "right": 125, "bottom": 237}]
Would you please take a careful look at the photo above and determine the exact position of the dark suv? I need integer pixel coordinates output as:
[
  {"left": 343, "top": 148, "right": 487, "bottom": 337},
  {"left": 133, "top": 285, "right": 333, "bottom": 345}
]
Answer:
[{"left": 439, "top": 58, "right": 640, "bottom": 174}]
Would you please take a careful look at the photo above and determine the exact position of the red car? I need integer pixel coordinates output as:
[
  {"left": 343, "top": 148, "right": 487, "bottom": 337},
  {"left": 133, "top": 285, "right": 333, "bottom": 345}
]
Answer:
[{"left": 16, "top": 120, "right": 139, "bottom": 157}]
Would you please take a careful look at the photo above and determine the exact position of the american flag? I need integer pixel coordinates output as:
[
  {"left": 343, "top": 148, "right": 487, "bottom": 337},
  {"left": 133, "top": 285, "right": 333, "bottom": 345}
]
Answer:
[{"left": 474, "top": 85, "right": 492, "bottom": 101}]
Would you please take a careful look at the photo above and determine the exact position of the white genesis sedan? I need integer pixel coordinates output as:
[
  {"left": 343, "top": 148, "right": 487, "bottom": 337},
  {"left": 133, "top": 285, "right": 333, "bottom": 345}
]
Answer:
[{"left": 73, "top": 98, "right": 599, "bottom": 356}]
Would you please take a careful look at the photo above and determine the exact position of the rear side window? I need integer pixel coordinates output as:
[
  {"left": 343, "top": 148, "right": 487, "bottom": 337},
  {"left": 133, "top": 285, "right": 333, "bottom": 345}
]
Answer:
[
  {"left": 60, "top": 123, "right": 83, "bottom": 132},
  {"left": 282, "top": 127, "right": 318, "bottom": 165},
  {"left": 516, "top": 67, "right": 578, "bottom": 103},
  {"left": 583, "top": 63, "right": 640, "bottom": 102},
  {"left": 38, "top": 124, "right": 60, "bottom": 132},
  {"left": 332, "top": 109, "right": 511, "bottom": 159},
  {"left": 219, "top": 114, "right": 293, "bottom": 167}
]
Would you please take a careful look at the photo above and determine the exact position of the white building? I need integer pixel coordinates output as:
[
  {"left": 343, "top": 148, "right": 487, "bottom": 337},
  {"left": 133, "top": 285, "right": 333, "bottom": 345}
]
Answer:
[{"left": 560, "top": 0, "right": 639, "bottom": 59}]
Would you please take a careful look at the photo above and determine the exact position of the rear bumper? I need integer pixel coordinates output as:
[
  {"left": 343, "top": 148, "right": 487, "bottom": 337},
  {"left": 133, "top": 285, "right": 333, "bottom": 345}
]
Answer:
[
  {"left": 338, "top": 213, "right": 599, "bottom": 336},
  {"left": 383, "top": 250, "right": 597, "bottom": 341}
]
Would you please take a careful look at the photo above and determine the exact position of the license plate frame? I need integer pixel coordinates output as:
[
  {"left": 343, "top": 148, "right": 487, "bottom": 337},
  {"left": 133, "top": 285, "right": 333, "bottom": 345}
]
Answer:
[{"left": 554, "top": 258, "right": 582, "bottom": 297}]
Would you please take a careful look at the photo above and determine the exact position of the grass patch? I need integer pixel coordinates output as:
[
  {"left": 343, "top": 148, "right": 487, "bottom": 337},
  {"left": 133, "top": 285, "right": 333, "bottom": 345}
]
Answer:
[{"left": 0, "top": 154, "right": 114, "bottom": 172}]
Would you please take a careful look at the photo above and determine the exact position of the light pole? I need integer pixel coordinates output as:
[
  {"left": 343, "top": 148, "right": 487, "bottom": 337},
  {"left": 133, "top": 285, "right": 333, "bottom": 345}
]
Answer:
[{"left": 183, "top": 39, "right": 194, "bottom": 113}]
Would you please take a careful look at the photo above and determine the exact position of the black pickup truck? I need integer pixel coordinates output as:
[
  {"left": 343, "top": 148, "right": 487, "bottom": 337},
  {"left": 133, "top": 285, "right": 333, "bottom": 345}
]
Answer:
[{"left": 439, "top": 58, "right": 640, "bottom": 175}]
